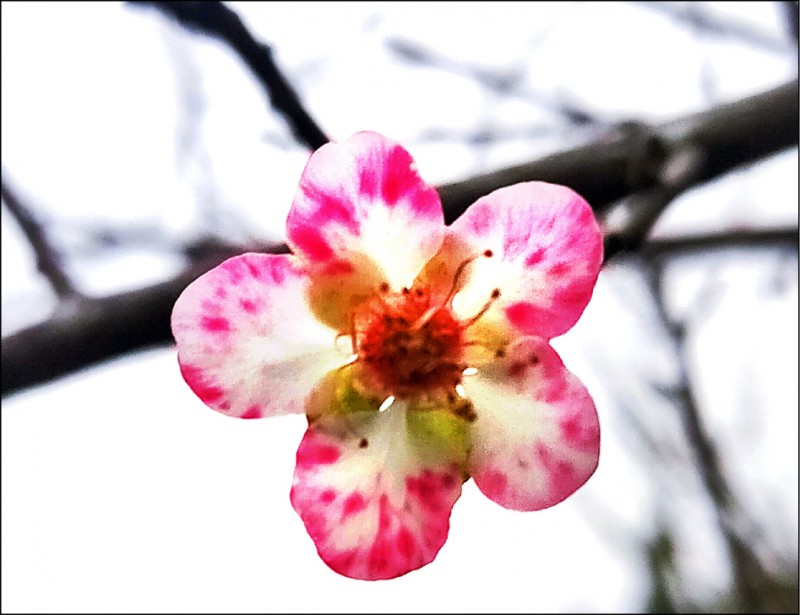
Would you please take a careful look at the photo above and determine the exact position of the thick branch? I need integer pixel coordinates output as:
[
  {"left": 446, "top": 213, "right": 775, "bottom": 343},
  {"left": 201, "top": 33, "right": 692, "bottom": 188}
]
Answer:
[
  {"left": 438, "top": 79, "right": 798, "bottom": 222},
  {"left": 134, "top": 1, "right": 329, "bottom": 150},
  {"left": 1, "top": 242, "right": 287, "bottom": 395},
  {"left": 642, "top": 226, "right": 799, "bottom": 257},
  {"left": 2, "top": 80, "right": 797, "bottom": 397},
  {"left": 2, "top": 178, "right": 78, "bottom": 299}
]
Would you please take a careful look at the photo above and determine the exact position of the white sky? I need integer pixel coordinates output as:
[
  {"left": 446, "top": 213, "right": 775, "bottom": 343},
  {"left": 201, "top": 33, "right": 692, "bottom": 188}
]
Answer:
[{"left": 2, "top": 2, "right": 797, "bottom": 612}]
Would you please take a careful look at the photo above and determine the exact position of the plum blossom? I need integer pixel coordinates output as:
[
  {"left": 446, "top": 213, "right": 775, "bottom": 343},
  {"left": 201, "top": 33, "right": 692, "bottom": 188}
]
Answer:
[{"left": 171, "top": 131, "right": 603, "bottom": 580}]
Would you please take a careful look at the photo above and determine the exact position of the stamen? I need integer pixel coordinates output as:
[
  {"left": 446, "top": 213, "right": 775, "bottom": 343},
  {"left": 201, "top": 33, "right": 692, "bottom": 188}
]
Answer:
[
  {"left": 455, "top": 383, "right": 467, "bottom": 398},
  {"left": 462, "top": 367, "right": 478, "bottom": 376},
  {"left": 463, "top": 288, "right": 502, "bottom": 327},
  {"left": 411, "top": 251, "right": 495, "bottom": 332},
  {"left": 378, "top": 395, "right": 396, "bottom": 412},
  {"left": 444, "top": 250, "right": 493, "bottom": 307}
]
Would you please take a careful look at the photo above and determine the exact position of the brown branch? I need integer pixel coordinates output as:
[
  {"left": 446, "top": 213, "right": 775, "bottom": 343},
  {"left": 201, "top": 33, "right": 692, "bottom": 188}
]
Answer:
[
  {"left": 1, "top": 240, "right": 287, "bottom": 395},
  {"left": 438, "top": 79, "right": 798, "bottom": 223},
  {"left": 133, "top": 1, "right": 329, "bottom": 150},
  {"left": 1, "top": 177, "right": 79, "bottom": 300},
  {"left": 2, "top": 80, "right": 797, "bottom": 397},
  {"left": 642, "top": 226, "right": 798, "bottom": 257}
]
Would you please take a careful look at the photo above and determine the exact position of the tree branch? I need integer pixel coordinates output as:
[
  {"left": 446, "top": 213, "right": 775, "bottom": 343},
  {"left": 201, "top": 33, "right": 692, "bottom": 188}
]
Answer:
[
  {"left": 133, "top": 1, "right": 329, "bottom": 150},
  {"left": 2, "top": 177, "right": 79, "bottom": 300},
  {"left": 642, "top": 226, "right": 798, "bottom": 257},
  {"left": 2, "top": 80, "right": 797, "bottom": 397},
  {"left": 641, "top": 258, "right": 769, "bottom": 611},
  {"left": 640, "top": 1, "right": 791, "bottom": 52},
  {"left": 438, "top": 79, "right": 798, "bottom": 223}
]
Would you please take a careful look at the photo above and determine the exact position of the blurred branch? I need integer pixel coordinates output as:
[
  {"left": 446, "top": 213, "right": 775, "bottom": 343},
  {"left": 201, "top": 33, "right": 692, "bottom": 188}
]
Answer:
[
  {"left": 642, "top": 226, "right": 799, "bottom": 257},
  {"left": 2, "top": 79, "right": 797, "bottom": 397},
  {"left": 1, "top": 239, "right": 287, "bottom": 395},
  {"left": 1, "top": 177, "right": 79, "bottom": 300},
  {"left": 439, "top": 79, "right": 798, "bottom": 223},
  {"left": 783, "top": 1, "right": 799, "bottom": 43},
  {"left": 385, "top": 37, "right": 604, "bottom": 127},
  {"left": 639, "top": 2, "right": 791, "bottom": 52},
  {"left": 641, "top": 257, "right": 768, "bottom": 611},
  {"left": 133, "top": 1, "right": 329, "bottom": 150}
]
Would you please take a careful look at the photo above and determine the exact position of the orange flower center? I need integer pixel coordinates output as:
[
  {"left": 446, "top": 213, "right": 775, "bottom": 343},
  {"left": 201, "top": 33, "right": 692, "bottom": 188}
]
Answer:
[{"left": 354, "top": 285, "right": 465, "bottom": 399}]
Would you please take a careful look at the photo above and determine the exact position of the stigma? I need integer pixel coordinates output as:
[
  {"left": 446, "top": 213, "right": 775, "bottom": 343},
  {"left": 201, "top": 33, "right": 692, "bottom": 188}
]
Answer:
[{"left": 346, "top": 252, "right": 501, "bottom": 403}]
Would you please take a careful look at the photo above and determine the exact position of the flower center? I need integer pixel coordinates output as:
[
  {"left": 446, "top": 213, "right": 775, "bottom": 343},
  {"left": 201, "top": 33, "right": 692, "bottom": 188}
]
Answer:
[
  {"left": 348, "top": 251, "right": 500, "bottom": 402},
  {"left": 354, "top": 285, "right": 465, "bottom": 398}
]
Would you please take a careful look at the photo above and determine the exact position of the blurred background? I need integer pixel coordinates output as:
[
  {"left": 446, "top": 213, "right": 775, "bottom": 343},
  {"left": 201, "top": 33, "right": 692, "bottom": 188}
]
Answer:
[{"left": 2, "top": 2, "right": 797, "bottom": 612}]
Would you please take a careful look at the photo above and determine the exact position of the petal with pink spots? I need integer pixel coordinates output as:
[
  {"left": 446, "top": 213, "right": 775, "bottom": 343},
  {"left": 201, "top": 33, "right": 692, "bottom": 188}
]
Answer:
[
  {"left": 462, "top": 337, "right": 600, "bottom": 511},
  {"left": 448, "top": 181, "right": 603, "bottom": 340},
  {"left": 291, "top": 399, "right": 464, "bottom": 580},
  {"left": 286, "top": 131, "right": 444, "bottom": 291},
  {"left": 171, "top": 253, "right": 345, "bottom": 418}
]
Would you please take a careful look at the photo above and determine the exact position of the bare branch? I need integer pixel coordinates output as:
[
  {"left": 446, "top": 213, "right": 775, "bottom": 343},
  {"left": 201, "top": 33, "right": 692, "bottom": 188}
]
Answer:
[
  {"left": 439, "top": 79, "right": 798, "bottom": 223},
  {"left": 2, "top": 80, "right": 797, "bottom": 397},
  {"left": 1, "top": 177, "right": 79, "bottom": 300},
  {"left": 641, "top": 257, "right": 769, "bottom": 612},
  {"left": 133, "top": 1, "right": 329, "bottom": 150},
  {"left": 642, "top": 226, "right": 798, "bottom": 257},
  {"left": 783, "top": 1, "right": 799, "bottom": 43},
  {"left": 1, "top": 240, "right": 287, "bottom": 395},
  {"left": 640, "top": 2, "right": 791, "bottom": 52}
]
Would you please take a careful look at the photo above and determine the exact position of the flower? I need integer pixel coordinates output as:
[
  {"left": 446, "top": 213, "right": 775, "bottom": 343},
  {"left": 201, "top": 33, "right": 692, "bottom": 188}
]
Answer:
[{"left": 171, "top": 131, "right": 603, "bottom": 580}]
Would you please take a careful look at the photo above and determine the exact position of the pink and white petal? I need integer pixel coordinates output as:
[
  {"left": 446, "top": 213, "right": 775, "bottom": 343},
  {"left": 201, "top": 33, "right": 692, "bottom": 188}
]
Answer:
[
  {"left": 286, "top": 131, "right": 445, "bottom": 290},
  {"left": 171, "top": 253, "right": 346, "bottom": 419},
  {"left": 462, "top": 337, "right": 600, "bottom": 511},
  {"left": 449, "top": 181, "right": 603, "bottom": 340},
  {"left": 291, "top": 403, "right": 464, "bottom": 580}
]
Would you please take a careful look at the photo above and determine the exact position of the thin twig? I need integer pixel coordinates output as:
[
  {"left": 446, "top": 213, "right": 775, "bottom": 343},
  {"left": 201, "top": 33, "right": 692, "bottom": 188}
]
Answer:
[
  {"left": 134, "top": 1, "right": 329, "bottom": 150},
  {"left": 1, "top": 178, "right": 79, "bottom": 300},
  {"left": 640, "top": 2, "right": 790, "bottom": 52},
  {"left": 642, "top": 257, "right": 767, "bottom": 612}
]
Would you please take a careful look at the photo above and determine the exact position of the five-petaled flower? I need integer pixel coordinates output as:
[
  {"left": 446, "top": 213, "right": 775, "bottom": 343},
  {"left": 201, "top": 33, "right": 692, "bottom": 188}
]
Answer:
[{"left": 171, "top": 131, "right": 603, "bottom": 580}]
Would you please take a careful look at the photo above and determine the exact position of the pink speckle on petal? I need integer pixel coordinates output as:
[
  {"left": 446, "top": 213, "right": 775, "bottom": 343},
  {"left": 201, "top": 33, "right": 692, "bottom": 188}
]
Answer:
[
  {"left": 291, "top": 227, "right": 334, "bottom": 262},
  {"left": 479, "top": 470, "right": 508, "bottom": 500},
  {"left": 239, "top": 298, "right": 258, "bottom": 314},
  {"left": 524, "top": 247, "right": 546, "bottom": 266},
  {"left": 397, "top": 526, "right": 417, "bottom": 559},
  {"left": 342, "top": 492, "right": 367, "bottom": 518},
  {"left": 201, "top": 316, "right": 231, "bottom": 333},
  {"left": 296, "top": 435, "right": 341, "bottom": 468},
  {"left": 381, "top": 145, "right": 414, "bottom": 205},
  {"left": 241, "top": 405, "right": 262, "bottom": 419},
  {"left": 303, "top": 184, "right": 359, "bottom": 233},
  {"left": 320, "top": 489, "right": 337, "bottom": 504},
  {"left": 179, "top": 362, "right": 225, "bottom": 406}
]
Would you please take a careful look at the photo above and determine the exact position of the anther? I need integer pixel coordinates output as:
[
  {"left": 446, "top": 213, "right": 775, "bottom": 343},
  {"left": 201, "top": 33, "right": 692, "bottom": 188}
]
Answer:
[
  {"left": 379, "top": 282, "right": 390, "bottom": 293},
  {"left": 483, "top": 249, "right": 493, "bottom": 258}
]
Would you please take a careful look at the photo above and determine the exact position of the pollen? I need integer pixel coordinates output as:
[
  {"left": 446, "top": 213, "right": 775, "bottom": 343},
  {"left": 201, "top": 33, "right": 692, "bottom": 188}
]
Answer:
[{"left": 352, "top": 285, "right": 466, "bottom": 398}]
